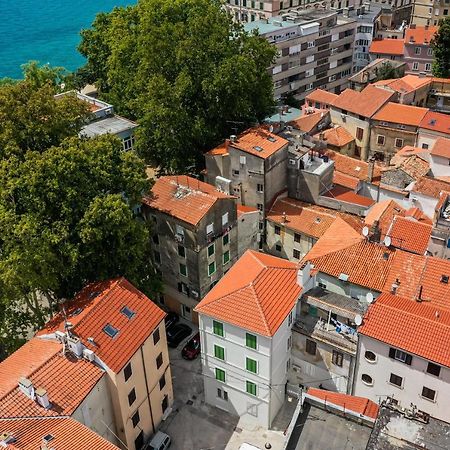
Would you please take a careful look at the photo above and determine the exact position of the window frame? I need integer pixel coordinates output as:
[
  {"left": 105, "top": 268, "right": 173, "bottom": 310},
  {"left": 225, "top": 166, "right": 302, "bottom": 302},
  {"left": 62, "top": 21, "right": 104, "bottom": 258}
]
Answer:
[
  {"left": 246, "top": 333, "right": 257, "bottom": 349},
  {"left": 293, "top": 249, "right": 301, "bottom": 259},
  {"left": 159, "top": 373, "right": 166, "bottom": 390},
  {"left": 389, "top": 373, "right": 403, "bottom": 388},
  {"left": 332, "top": 350, "right": 344, "bottom": 367},
  {"left": 223, "top": 233, "right": 229, "bottom": 246},
  {"left": 179, "top": 263, "right": 188, "bottom": 277},
  {"left": 213, "top": 320, "right": 224, "bottom": 337},
  {"left": 215, "top": 367, "right": 226, "bottom": 382},
  {"left": 128, "top": 388, "right": 137, "bottom": 406},
  {"left": 207, "top": 243, "right": 215, "bottom": 258},
  {"left": 427, "top": 362, "right": 441, "bottom": 377},
  {"left": 208, "top": 261, "right": 216, "bottom": 276},
  {"left": 223, "top": 250, "right": 230, "bottom": 265},
  {"left": 214, "top": 344, "right": 225, "bottom": 360},
  {"left": 421, "top": 386, "right": 436, "bottom": 401},
  {"left": 305, "top": 339, "right": 317, "bottom": 356},
  {"left": 246, "top": 380, "right": 257, "bottom": 396},
  {"left": 377, "top": 135, "right": 385, "bottom": 146},
  {"left": 124, "top": 363, "right": 132, "bottom": 382},
  {"left": 153, "top": 328, "right": 160, "bottom": 345},
  {"left": 156, "top": 352, "right": 163, "bottom": 369},
  {"left": 274, "top": 225, "right": 281, "bottom": 235},
  {"left": 246, "top": 357, "right": 258, "bottom": 374},
  {"left": 131, "top": 409, "right": 140, "bottom": 428},
  {"left": 395, "top": 138, "right": 404, "bottom": 148}
]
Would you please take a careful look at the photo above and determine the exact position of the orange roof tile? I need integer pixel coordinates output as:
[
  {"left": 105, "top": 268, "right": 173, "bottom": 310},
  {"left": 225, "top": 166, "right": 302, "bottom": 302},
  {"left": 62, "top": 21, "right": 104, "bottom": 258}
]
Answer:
[
  {"left": 0, "top": 417, "right": 119, "bottom": 450},
  {"left": 395, "top": 145, "right": 429, "bottom": 158},
  {"left": 143, "top": 175, "right": 234, "bottom": 226},
  {"left": 0, "top": 338, "right": 104, "bottom": 419},
  {"left": 373, "top": 102, "right": 429, "bottom": 126},
  {"left": 229, "top": 127, "right": 289, "bottom": 159},
  {"left": 305, "top": 89, "right": 339, "bottom": 106},
  {"left": 404, "top": 26, "right": 438, "bottom": 45},
  {"left": 386, "top": 153, "right": 430, "bottom": 180},
  {"left": 316, "top": 126, "right": 354, "bottom": 148},
  {"left": 237, "top": 204, "right": 259, "bottom": 216},
  {"left": 369, "top": 39, "right": 405, "bottom": 56},
  {"left": 324, "top": 186, "right": 375, "bottom": 207},
  {"left": 387, "top": 216, "right": 432, "bottom": 254},
  {"left": 207, "top": 141, "right": 229, "bottom": 156},
  {"left": 195, "top": 250, "right": 301, "bottom": 337},
  {"left": 411, "top": 176, "right": 450, "bottom": 198},
  {"left": 332, "top": 85, "right": 394, "bottom": 118},
  {"left": 404, "top": 206, "right": 432, "bottom": 224},
  {"left": 375, "top": 75, "right": 432, "bottom": 94},
  {"left": 365, "top": 200, "right": 406, "bottom": 236},
  {"left": 359, "top": 292, "right": 450, "bottom": 367},
  {"left": 267, "top": 198, "right": 362, "bottom": 239},
  {"left": 419, "top": 111, "right": 450, "bottom": 135},
  {"left": 431, "top": 137, "right": 450, "bottom": 159},
  {"left": 333, "top": 171, "right": 360, "bottom": 190},
  {"left": 38, "top": 278, "right": 165, "bottom": 373},
  {"left": 290, "top": 111, "right": 327, "bottom": 133},
  {"left": 307, "top": 388, "right": 379, "bottom": 419}
]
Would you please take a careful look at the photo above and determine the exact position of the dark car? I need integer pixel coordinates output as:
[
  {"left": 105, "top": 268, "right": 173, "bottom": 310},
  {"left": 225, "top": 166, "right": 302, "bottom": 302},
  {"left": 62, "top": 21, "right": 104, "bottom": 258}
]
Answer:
[
  {"left": 164, "top": 312, "right": 179, "bottom": 331},
  {"left": 167, "top": 323, "right": 192, "bottom": 348},
  {"left": 181, "top": 332, "right": 200, "bottom": 360}
]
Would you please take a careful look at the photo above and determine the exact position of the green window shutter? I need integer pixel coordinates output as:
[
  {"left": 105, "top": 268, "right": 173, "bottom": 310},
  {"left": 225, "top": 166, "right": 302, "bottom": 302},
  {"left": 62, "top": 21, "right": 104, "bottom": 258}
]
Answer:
[
  {"left": 215, "top": 368, "right": 226, "bottom": 382},
  {"left": 223, "top": 233, "right": 229, "bottom": 246},
  {"left": 213, "top": 320, "right": 224, "bottom": 337},
  {"left": 246, "top": 381, "right": 257, "bottom": 396},
  {"left": 208, "top": 244, "right": 215, "bottom": 257},
  {"left": 246, "top": 357, "right": 257, "bottom": 373},
  {"left": 214, "top": 345, "right": 225, "bottom": 360},
  {"left": 208, "top": 261, "right": 216, "bottom": 276},
  {"left": 223, "top": 250, "right": 230, "bottom": 264},
  {"left": 246, "top": 333, "right": 257, "bottom": 349}
]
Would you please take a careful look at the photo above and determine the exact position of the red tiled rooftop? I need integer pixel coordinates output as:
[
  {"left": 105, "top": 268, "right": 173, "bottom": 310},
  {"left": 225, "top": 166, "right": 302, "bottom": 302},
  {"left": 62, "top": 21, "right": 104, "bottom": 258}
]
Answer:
[
  {"left": 419, "top": 111, "right": 450, "bottom": 135},
  {"left": 38, "top": 278, "right": 165, "bottom": 373},
  {"left": 207, "top": 141, "right": 229, "bottom": 156},
  {"left": 143, "top": 175, "right": 234, "bottom": 226},
  {"left": 195, "top": 250, "right": 301, "bottom": 337},
  {"left": 431, "top": 137, "right": 450, "bottom": 159},
  {"left": 365, "top": 200, "right": 406, "bottom": 236},
  {"left": 316, "top": 126, "right": 354, "bottom": 148},
  {"left": 387, "top": 216, "right": 432, "bottom": 255},
  {"left": 411, "top": 176, "right": 450, "bottom": 198},
  {"left": 375, "top": 75, "right": 432, "bottom": 94},
  {"left": 404, "top": 207, "right": 432, "bottom": 224},
  {"left": 324, "top": 185, "right": 375, "bottom": 207},
  {"left": 404, "top": 26, "right": 438, "bottom": 45},
  {"left": 305, "top": 89, "right": 338, "bottom": 106},
  {"left": 369, "top": 39, "right": 405, "bottom": 56},
  {"left": 290, "top": 111, "right": 327, "bottom": 133},
  {"left": 386, "top": 153, "right": 430, "bottom": 180},
  {"left": 333, "top": 171, "right": 360, "bottom": 190},
  {"left": 237, "top": 203, "right": 259, "bottom": 217},
  {"left": 373, "top": 102, "right": 429, "bottom": 126}
]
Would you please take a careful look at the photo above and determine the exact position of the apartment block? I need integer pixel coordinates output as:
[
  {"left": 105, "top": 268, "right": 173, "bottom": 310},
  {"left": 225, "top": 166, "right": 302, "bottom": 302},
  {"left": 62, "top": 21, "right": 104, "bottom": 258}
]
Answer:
[
  {"left": 142, "top": 176, "right": 238, "bottom": 322},
  {"left": 244, "top": 10, "right": 356, "bottom": 102}
]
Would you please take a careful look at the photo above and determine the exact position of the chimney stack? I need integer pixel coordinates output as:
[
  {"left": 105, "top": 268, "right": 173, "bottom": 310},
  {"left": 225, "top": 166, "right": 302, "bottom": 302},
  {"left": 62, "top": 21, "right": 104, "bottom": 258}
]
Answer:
[
  {"left": 230, "top": 135, "right": 237, "bottom": 143},
  {"left": 36, "top": 388, "right": 50, "bottom": 409},
  {"left": 369, "top": 220, "right": 381, "bottom": 243},
  {"left": 367, "top": 158, "right": 375, "bottom": 183},
  {"left": 18, "top": 378, "right": 34, "bottom": 399},
  {"left": 391, "top": 278, "right": 400, "bottom": 294}
]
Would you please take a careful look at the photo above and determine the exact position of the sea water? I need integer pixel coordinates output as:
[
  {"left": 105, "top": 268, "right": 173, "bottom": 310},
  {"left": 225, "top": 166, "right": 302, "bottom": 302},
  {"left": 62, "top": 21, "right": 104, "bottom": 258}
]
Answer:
[{"left": 0, "top": 0, "right": 135, "bottom": 79}]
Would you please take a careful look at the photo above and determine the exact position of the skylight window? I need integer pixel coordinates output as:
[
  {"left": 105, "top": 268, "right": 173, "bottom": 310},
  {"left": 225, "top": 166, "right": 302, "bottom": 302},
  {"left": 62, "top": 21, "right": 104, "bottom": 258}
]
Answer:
[
  {"left": 267, "top": 136, "right": 277, "bottom": 143},
  {"left": 121, "top": 306, "right": 136, "bottom": 320},
  {"left": 338, "top": 273, "right": 349, "bottom": 282},
  {"left": 253, "top": 145, "right": 264, "bottom": 152},
  {"left": 103, "top": 324, "right": 119, "bottom": 338},
  {"left": 441, "top": 275, "right": 449, "bottom": 284}
]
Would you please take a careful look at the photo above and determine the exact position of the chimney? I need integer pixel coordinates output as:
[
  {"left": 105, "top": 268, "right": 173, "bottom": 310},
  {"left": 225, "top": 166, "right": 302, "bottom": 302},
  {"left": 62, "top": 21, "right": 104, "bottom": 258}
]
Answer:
[
  {"left": 230, "top": 134, "right": 237, "bottom": 143},
  {"left": 41, "top": 434, "right": 54, "bottom": 450},
  {"left": 369, "top": 220, "right": 381, "bottom": 242},
  {"left": 36, "top": 388, "right": 50, "bottom": 409},
  {"left": 0, "top": 433, "right": 15, "bottom": 447},
  {"left": 391, "top": 278, "right": 400, "bottom": 294},
  {"left": 367, "top": 158, "right": 375, "bottom": 183},
  {"left": 66, "top": 335, "right": 83, "bottom": 357},
  {"left": 18, "top": 377, "right": 34, "bottom": 399}
]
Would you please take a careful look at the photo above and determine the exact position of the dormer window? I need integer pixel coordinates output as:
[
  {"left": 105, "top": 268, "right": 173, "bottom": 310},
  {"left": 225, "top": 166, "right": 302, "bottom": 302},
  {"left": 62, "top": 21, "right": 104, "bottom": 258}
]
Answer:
[
  {"left": 103, "top": 323, "right": 119, "bottom": 338},
  {"left": 121, "top": 306, "right": 136, "bottom": 320}
]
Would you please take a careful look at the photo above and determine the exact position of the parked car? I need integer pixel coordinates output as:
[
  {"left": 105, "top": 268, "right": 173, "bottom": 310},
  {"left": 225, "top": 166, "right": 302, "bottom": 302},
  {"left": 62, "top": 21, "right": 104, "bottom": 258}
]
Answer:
[
  {"left": 167, "top": 323, "right": 192, "bottom": 348},
  {"left": 164, "top": 312, "right": 179, "bottom": 331},
  {"left": 147, "top": 431, "right": 171, "bottom": 450},
  {"left": 181, "top": 332, "right": 200, "bottom": 360}
]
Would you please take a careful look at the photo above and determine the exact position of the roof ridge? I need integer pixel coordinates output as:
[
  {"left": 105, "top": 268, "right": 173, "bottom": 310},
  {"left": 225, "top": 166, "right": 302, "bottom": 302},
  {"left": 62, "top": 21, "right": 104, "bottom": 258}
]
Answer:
[
  {"left": 248, "top": 283, "right": 271, "bottom": 336},
  {"left": 196, "top": 284, "right": 256, "bottom": 311},
  {"left": 0, "top": 415, "right": 72, "bottom": 422}
]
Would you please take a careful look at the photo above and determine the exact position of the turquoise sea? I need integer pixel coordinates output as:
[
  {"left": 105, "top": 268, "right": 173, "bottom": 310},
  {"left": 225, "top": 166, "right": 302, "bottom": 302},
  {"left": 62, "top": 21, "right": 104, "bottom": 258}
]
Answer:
[{"left": 0, "top": 0, "right": 136, "bottom": 79}]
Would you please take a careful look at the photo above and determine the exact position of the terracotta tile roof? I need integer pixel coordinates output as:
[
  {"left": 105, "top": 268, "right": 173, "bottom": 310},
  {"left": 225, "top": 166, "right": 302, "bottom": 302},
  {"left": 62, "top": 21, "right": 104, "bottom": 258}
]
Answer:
[
  {"left": 404, "top": 26, "right": 438, "bottom": 45},
  {"left": 359, "top": 292, "right": 450, "bottom": 367},
  {"left": 333, "top": 171, "right": 360, "bottom": 190},
  {"left": 305, "top": 89, "right": 338, "bottom": 106},
  {"left": 365, "top": 200, "right": 406, "bottom": 236},
  {"left": 0, "top": 338, "right": 104, "bottom": 419},
  {"left": 316, "top": 126, "right": 354, "bottom": 148},
  {"left": 267, "top": 198, "right": 362, "bottom": 239},
  {"left": 411, "top": 176, "right": 450, "bottom": 199},
  {"left": 228, "top": 127, "right": 289, "bottom": 159},
  {"left": 369, "top": 39, "right": 405, "bottom": 56},
  {"left": 326, "top": 151, "right": 382, "bottom": 184},
  {"left": 386, "top": 154, "right": 430, "bottom": 180},
  {"left": 395, "top": 145, "right": 429, "bottom": 158},
  {"left": 404, "top": 207, "right": 432, "bottom": 224},
  {"left": 331, "top": 85, "right": 394, "bottom": 118},
  {"left": 143, "top": 175, "right": 233, "bottom": 226},
  {"left": 195, "top": 250, "right": 301, "bottom": 337},
  {"left": 387, "top": 216, "right": 432, "bottom": 254},
  {"left": 419, "top": 111, "right": 450, "bottom": 135},
  {"left": 373, "top": 102, "right": 429, "bottom": 126},
  {"left": 307, "top": 388, "right": 379, "bottom": 420},
  {"left": 290, "top": 111, "right": 327, "bottom": 133},
  {"left": 431, "top": 137, "right": 450, "bottom": 159},
  {"left": 375, "top": 75, "right": 432, "bottom": 94},
  {"left": 237, "top": 204, "right": 259, "bottom": 217},
  {"left": 38, "top": 278, "right": 166, "bottom": 373},
  {"left": 0, "top": 417, "right": 119, "bottom": 450},
  {"left": 324, "top": 186, "right": 375, "bottom": 207},
  {"left": 207, "top": 141, "right": 229, "bottom": 156}
]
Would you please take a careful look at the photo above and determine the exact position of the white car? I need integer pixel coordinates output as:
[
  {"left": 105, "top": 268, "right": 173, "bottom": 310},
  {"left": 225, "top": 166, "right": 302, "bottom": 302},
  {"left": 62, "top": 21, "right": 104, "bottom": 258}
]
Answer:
[{"left": 147, "top": 431, "right": 171, "bottom": 450}]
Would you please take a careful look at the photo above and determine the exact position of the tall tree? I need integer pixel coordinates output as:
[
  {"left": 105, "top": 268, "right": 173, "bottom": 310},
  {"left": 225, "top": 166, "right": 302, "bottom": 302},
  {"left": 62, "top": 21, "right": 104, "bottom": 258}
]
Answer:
[
  {"left": 374, "top": 61, "right": 403, "bottom": 82},
  {"left": 79, "top": 0, "right": 276, "bottom": 173},
  {"left": 431, "top": 17, "right": 450, "bottom": 78}
]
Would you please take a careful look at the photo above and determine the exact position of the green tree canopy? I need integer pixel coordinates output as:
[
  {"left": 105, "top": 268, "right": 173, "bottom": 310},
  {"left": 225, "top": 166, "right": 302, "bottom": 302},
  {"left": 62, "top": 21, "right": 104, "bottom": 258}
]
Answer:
[
  {"left": 79, "top": 0, "right": 277, "bottom": 173},
  {"left": 432, "top": 17, "right": 450, "bottom": 78},
  {"left": 374, "top": 61, "right": 403, "bottom": 82}
]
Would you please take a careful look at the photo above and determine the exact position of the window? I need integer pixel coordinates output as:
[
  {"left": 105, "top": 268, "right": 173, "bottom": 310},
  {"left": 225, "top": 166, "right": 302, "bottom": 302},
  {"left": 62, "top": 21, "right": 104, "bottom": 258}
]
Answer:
[
  {"left": 128, "top": 388, "right": 136, "bottom": 406},
  {"left": 389, "top": 348, "right": 412, "bottom": 365},
  {"left": 275, "top": 244, "right": 282, "bottom": 252},
  {"left": 123, "top": 136, "right": 135, "bottom": 151},
  {"left": 274, "top": 225, "right": 281, "bottom": 235},
  {"left": 365, "top": 351, "right": 376, "bottom": 362},
  {"left": 428, "top": 47, "right": 433, "bottom": 55},
  {"left": 425, "top": 63, "right": 431, "bottom": 72},
  {"left": 223, "top": 250, "right": 230, "bottom": 265},
  {"left": 208, "top": 261, "right": 216, "bottom": 276},
  {"left": 179, "top": 263, "right": 188, "bottom": 277},
  {"left": 377, "top": 135, "right": 385, "bottom": 146},
  {"left": 361, "top": 374, "right": 373, "bottom": 386},
  {"left": 332, "top": 350, "right": 343, "bottom": 367},
  {"left": 246, "top": 380, "right": 257, "bottom": 396},
  {"left": 414, "top": 46, "right": 421, "bottom": 55},
  {"left": 389, "top": 373, "right": 403, "bottom": 387},
  {"left": 159, "top": 373, "right": 166, "bottom": 390},
  {"left": 287, "top": 335, "right": 292, "bottom": 350},
  {"left": 257, "top": 203, "right": 263, "bottom": 211},
  {"left": 103, "top": 323, "right": 119, "bottom": 338},
  {"left": 246, "top": 333, "right": 257, "bottom": 349},
  {"left": 153, "top": 328, "right": 160, "bottom": 345},
  {"left": 306, "top": 339, "right": 316, "bottom": 355},
  {"left": 206, "top": 223, "right": 214, "bottom": 235},
  {"left": 213, "top": 321, "right": 224, "bottom": 337},
  {"left": 124, "top": 363, "right": 132, "bottom": 381},
  {"left": 246, "top": 357, "right": 258, "bottom": 373},
  {"left": 222, "top": 212, "right": 229, "bottom": 226},
  {"left": 294, "top": 233, "right": 301, "bottom": 243},
  {"left": 422, "top": 143, "right": 429, "bottom": 149},
  {"left": 308, "top": 41, "right": 315, "bottom": 48},
  {"left": 223, "top": 233, "right": 229, "bottom": 246},
  {"left": 293, "top": 249, "right": 301, "bottom": 259},
  {"left": 427, "top": 362, "right": 441, "bottom": 377},
  {"left": 288, "top": 311, "right": 293, "bottom": 326},
  {"left": 422, "top": 386, "right": 436, "bottom": 401},
  {"left": 356, "top": 127, "right": 364, "bottom": 140},
  {"left": 135, "top": 431, "right": 144, "bottom": 450},
  {"left": 257, "top": 183, "right": 264, "bottom": 193},
  {"left": 412, "top": 62, "right": 419, "bottom": 71},
  {"left": 156, "top": 352, "right": 163, "bottom": 369},
  {"left": 215, "top": 368, "right": 226, "bottom": 382},
  {"left": 395, "top": 138, "right": 404, "bottom": 148},
  {"left": 232, "top": 169, "right": 240, "bottom": 176},
  {"left": 214, "top": 345, "right": 225, "bottom": 360},
  {"left": 178, "top": 245, "right": 186, "bottom": 258},
  {"left": 217, "top": 388, "right": 228, "bottom": 401},
  {"left": 131, "top": 409, "right": 140, "bottom": 427},
  {"left": 208, "top": 244, "right": 215, "bottom": 257},
  {"left": 162, "top": 394, "right": 169, "bottom": 413}
]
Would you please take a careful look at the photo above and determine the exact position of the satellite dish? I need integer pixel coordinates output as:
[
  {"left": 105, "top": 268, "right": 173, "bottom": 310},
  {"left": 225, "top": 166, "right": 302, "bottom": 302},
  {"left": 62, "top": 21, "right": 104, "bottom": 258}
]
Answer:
[
  {"left": 269, "top": 125, "right": 274, "bottom": 133},
  {"left": 355, "top": 314, "right": 363, "bottom": 326},
  {"left": 384, "top": 236, "right": 392, "bottom": 247},
  {"left": 362, "top": 226, "right": 369, "bottom": 237},
  {"left": 366, "top": 292, "right": 374, "bottom": 304}
]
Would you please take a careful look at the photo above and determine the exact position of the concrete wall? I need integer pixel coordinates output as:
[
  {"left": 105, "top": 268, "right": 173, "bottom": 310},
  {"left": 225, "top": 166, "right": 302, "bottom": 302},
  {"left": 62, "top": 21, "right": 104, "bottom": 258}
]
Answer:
[
  {"left": 369, "top": 123, "right": 418, "bottom": 160},
  {"left": 237, "top": 210, "right": 260, "bottom": 257},
  {"left": 408, "top": 190, "right": 438, "bottom": 218},
  {"left": 205, "top": 153, "right": 230, "bottom": 186}
]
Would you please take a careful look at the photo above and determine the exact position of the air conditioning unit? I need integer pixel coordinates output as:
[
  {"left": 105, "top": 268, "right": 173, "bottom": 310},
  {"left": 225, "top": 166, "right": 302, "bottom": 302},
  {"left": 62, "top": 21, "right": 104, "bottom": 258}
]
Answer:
[
  {"left": 83, "top": 348, "right": 95, "bottom": 362},
  {"left": 215, "top": 176, "right": 232, "bottom": 194},
  {"left": 191, "top": 289, "right": 199, "bottom": 299},
  {"left": 55, "top": 330, "right": 66, "bottom": 342}
]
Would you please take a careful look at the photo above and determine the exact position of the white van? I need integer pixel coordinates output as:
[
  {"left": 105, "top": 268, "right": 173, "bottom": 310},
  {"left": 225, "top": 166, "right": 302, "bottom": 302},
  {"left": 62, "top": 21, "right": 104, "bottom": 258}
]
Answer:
[{"left": 146, "top": 431, "right": 171, "bottom": 450}]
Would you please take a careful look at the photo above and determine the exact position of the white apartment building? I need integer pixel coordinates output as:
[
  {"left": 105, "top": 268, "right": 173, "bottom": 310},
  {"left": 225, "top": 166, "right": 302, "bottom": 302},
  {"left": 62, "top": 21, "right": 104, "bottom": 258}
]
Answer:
[{"left": 195, "top": 250, "right": 301, "bottom": 428}]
